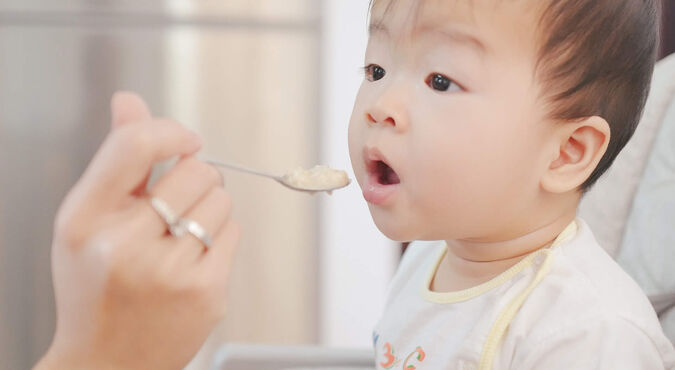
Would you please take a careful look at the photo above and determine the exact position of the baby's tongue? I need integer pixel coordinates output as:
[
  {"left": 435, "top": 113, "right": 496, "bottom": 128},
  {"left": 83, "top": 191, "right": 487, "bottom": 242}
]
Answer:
[{"left": 386, "top": 167, "right": 400, "bottom": 185}]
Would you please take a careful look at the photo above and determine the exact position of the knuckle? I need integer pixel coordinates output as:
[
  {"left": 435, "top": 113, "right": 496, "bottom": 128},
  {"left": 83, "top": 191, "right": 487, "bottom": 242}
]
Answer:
[
  {"left": 53, "top": 203, "right": 102, "bottom": 252},
  {"left": 182, "top": 158, "right": 221, "bottom": 186},
  {"left": 57, "top": 227, "right": 86, "bottom": 251},
  {"left": 179, "top": 156, "right": 201, "bottom": 172},
  {"left": 212, "top": 188, "right": 233, "bottom": 212},
  {"left": 53, "top": 209, "right": 78, "bottom": 247},
  {"left": 205, "top": 164, "right": 224, "bottom": 186},
  {"left": 199, "top": 164, "right": 222, "bottom": 187},
  {"left": 115, "top": 125, "right": 152, "bottom": 156}
]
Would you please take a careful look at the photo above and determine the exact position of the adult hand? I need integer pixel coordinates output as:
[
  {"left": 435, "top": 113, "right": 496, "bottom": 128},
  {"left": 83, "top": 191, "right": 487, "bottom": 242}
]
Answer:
[{"left": 34, "top": 92, "right": 240, "bottom": 370}]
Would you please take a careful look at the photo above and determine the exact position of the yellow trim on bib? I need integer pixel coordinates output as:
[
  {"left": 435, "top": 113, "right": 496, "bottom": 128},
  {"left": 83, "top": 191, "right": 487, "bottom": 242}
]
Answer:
[
  {"left": 478, "top": 220, "right": 578, "bottom": 370},
  {"left": 422, "top": 220, "right": 578, "bottom": 305},
  {"left": 422, "top": 247, "right": 547, "bottom": 304}
]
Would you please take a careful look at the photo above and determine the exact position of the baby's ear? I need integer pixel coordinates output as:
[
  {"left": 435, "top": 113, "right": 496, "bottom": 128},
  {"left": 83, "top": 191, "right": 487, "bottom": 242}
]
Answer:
[{"left": 540, "top": 116, "right": 610, "bottom": 193}]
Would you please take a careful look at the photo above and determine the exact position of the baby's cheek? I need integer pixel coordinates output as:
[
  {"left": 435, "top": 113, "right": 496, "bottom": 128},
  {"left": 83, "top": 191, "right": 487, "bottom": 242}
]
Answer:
[
  {"left": 410, "top": 149, "right": 501, "bottom": 231},
  {"left": 347, "top": 119, "right": 364, "bottom": 166}
]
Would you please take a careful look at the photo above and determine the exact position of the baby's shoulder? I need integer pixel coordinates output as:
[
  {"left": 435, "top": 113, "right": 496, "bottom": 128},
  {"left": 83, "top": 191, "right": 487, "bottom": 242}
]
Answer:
[
  {"left": 513, "top": 220, "right": 665, "bottom": 347},
  {"left": 506, "top": 242, "right": 675, "bottom": 366}
]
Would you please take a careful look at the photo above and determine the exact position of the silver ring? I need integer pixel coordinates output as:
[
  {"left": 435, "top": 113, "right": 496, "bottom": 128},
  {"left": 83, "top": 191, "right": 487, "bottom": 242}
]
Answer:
[
  {"left": 174, "top": 218, "right": 213, "bottom": 249},
  {"left": 149, "top": 197, "right": 212, "bottom": 249},
  {"left": 150, "top": 196, "right": 183, "bottom": 236}
]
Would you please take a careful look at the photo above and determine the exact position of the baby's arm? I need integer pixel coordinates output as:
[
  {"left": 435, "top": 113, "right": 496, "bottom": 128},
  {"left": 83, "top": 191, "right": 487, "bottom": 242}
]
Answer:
[{"left": 514, "top": 315, "right": 673, "bottom": 370}]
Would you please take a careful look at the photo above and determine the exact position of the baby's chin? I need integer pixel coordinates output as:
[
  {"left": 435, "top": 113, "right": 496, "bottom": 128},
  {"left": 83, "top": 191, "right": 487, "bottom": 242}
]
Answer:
[
  {"left": 369, "top": 205, "right": 467, "bottom": 242},
  {"left": 368, "top": 205, "right": 418, "bottom": 242}
]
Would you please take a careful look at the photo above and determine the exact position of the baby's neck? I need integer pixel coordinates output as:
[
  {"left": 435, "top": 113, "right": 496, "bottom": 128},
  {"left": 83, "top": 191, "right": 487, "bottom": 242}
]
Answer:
[{"left": 431, "top": 210, "right": 577, "bottom": 293}]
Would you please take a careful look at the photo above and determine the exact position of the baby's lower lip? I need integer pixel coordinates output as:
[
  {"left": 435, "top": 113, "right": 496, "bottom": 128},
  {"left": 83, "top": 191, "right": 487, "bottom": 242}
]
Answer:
[{"left": 362, "top": 172, "right": 399, "bottom": 205}]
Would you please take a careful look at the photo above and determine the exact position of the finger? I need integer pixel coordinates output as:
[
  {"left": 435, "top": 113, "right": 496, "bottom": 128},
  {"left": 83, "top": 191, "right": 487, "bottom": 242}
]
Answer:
[
  {"left": 143, "top": 157, "right": 224, "bottom": 236},
  {"left": 200, "top": 220, "right": 241, "bottom": 284},
  {"left": 171, "top": 186, "right": 233, "bottom": 261},
  {"left": 111, "top": 91, "right": 153, "bottom": 128},
  {"left": 110, "top": 92, "right": 154, "bottom": 195},
  {"left": 76, "top": 119, "right": 202, "bottom": 208}
]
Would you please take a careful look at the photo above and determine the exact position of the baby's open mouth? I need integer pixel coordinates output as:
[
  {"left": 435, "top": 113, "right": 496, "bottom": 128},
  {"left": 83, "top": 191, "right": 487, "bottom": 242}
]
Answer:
[
  {"left": 372, "top": 160, "right": 401, "bottom": 185},
  {"left": 362, "top": 148, "right": 401, "bottom": 204}
]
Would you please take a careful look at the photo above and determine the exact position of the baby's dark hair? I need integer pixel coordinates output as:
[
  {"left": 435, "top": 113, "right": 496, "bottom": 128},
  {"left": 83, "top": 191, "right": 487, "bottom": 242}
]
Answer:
[
  {"left": 369, "top": 0, "right": 661, "bottom": 191},
  {"left": 537, "top": 0, "right": 661, "bottom": 190}
]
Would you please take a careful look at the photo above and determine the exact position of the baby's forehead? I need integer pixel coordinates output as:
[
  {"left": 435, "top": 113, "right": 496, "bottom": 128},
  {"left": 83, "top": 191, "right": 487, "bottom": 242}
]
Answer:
[
  {"left": 369, "top": 0, "right": 542, "bottom": 36},
  {"left": 369, "top": 0, "right": 543, "bottom": 57}
]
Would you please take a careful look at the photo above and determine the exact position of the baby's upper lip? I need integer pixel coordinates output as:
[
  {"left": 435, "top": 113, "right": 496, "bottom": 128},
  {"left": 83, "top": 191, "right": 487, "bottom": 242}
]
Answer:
[
  {"left": 363, "top": 146, "right": 397, "bottom": 175},
  {"left": 364, "top": 146, "right": 389, "bottom": 165}
]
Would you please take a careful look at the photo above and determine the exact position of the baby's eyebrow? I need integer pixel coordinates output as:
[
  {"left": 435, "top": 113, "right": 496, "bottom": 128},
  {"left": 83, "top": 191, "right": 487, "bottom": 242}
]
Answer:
[
  {"left": 369, "top": 22, "right": 487, "bottom": 55},
  {"left": 417, "top": 25, "right": 487, "bottom": 55}
]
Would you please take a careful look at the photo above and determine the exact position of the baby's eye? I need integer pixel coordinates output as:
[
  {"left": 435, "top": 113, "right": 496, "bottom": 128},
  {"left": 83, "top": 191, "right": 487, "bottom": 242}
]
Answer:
[
  {"left": 425, "top": 73, "right": 460, "bottom": 92},
  {"left": 363, "top": 64, "right": 386, "bottom": 82}
]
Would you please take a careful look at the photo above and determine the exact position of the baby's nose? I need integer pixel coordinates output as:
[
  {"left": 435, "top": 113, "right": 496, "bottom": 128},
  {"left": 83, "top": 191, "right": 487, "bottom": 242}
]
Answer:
[
  {"left": 366, "top": 112, "right": 396, "bottom": 127},
  {"left": 365, "top": 92, "right": 409, "bottom": 132}
]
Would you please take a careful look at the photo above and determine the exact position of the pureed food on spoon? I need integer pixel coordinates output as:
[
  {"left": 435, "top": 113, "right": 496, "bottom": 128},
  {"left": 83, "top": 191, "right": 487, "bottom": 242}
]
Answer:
[{"left": 283, "top": 165, "right": 350, "bottom": 192}]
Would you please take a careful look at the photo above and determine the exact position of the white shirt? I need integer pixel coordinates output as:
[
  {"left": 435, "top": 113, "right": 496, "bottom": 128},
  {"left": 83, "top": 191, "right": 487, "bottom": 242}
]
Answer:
[{"left": 373, "top": 218, "right": 675, "bottom": 370}]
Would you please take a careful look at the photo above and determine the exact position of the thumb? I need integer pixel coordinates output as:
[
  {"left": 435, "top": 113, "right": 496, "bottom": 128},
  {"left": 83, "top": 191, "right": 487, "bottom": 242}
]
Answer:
[{"left": 111, "top": 91, "right": 153, "bottom": 128}]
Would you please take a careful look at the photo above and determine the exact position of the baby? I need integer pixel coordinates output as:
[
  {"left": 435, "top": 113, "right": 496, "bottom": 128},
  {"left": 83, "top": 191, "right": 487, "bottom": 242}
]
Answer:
[{"left": 347, "top": 0, "right": 675, "bottom": 368}]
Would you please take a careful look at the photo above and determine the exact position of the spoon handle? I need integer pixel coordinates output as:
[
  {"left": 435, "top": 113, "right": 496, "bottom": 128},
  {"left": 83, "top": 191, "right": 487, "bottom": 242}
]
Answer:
[{"left": 202, "top": 159, "right": 281, "bottom": 180}]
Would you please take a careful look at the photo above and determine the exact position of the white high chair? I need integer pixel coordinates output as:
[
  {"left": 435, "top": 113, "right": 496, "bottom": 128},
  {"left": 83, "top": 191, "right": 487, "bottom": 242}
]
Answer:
[
  {"left": 579, "top": 52, "right": 675, "bottom": 344},
  {"left": 210, "top": 54, "right": 675, "bottom": 369},
  {"left": 210, "top": 344, "right": 374, "bottom": 369}
]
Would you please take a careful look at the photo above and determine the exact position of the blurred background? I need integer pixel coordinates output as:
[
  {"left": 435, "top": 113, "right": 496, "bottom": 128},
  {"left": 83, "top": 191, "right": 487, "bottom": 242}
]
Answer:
[
  {"left": 1, "top": 1, "right": 674, "bottom": 370},
  {"left": 0, "top": 1, "right": 400, "bottom": 369}
]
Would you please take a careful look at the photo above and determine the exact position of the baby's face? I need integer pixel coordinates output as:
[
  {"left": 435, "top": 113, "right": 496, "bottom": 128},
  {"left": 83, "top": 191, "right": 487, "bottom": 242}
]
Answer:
[{"left": 349, "top": 0, "right": 556, "bottom": 242}]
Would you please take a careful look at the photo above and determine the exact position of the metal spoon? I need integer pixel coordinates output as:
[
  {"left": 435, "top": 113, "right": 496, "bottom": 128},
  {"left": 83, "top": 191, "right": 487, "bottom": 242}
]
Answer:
[{"left": 202, "top": 158, "right": 351, "bottom": 194}]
